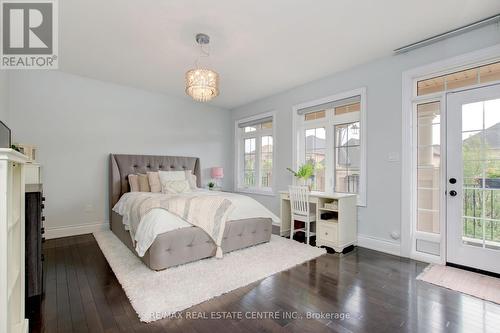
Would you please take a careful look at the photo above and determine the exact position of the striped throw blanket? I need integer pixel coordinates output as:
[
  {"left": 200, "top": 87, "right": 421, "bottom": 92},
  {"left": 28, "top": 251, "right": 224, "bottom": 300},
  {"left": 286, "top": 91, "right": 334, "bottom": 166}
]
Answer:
[{"left": 135, "top": 195, "right": 234, "bottom": 258}]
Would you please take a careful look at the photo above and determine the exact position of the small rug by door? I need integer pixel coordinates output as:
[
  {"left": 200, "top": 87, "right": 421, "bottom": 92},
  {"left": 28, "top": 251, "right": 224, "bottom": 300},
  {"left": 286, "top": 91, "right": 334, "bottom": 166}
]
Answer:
[
  {"left": 93, "top": 230, "right": 326, "bottom": 322},
  {"left": 417, "top": 264, "right": 500, "bottom": 304}
]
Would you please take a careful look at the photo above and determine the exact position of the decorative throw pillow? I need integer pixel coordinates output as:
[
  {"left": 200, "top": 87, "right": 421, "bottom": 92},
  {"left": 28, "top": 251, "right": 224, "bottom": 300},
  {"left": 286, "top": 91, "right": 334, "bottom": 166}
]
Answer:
[
  {"left": 147, "top": 172, "right": 161, "bottom": 193},
  {"left": 137, "top": 174, "right": 151, "bottom": 192},
  {"left": 158, "top": 170, "right": 186, "bottom": 182},
  {"left": 162, "top": 179, "right": 192, "bottom": 194},
  {"left": 128, "top": 174, "right": 140, "bottom": 192},
  {"left": 185, "top": 170, "right": 197, "bottom": 190}
]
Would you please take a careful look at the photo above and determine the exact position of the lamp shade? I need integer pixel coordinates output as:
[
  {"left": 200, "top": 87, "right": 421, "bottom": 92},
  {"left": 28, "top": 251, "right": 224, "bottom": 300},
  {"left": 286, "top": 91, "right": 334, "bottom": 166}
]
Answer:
[
  {"left": 211, "top": 167, "right": 224, "bottom": 179},
  {"left": 185, "top": 68, "right": 219, "bottom": 102}
]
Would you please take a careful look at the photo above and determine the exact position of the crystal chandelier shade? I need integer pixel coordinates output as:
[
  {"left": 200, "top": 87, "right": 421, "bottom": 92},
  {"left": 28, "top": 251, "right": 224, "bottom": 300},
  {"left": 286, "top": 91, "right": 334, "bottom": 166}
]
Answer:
[
  {"left": 185, "top": 33, "right": 219, "bottom": 102},
  {"left": 185, "top": 68, "right": 219, "bottom": 102}
]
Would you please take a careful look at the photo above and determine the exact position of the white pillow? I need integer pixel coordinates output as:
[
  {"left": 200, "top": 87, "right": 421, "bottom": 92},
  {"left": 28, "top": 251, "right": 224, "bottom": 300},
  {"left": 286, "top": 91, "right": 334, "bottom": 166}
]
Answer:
[
  {"left": 185, "top": 170, "right": 197, "bottom": 189},
  {"left": 162, "top": 180, "right": 192, "bottom": 194},
  {"left": 158, "top": 170, "right": 186, "bottom": 182},
  {"left": 159, "top": 170, "right": 189, "bottom": 194}
]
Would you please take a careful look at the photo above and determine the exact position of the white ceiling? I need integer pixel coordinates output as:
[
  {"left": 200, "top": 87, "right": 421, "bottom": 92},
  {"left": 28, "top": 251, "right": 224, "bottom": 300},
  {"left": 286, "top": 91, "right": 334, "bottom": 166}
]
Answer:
[{"left": 60, "top": 0, "right": 500, "bottom": 109}]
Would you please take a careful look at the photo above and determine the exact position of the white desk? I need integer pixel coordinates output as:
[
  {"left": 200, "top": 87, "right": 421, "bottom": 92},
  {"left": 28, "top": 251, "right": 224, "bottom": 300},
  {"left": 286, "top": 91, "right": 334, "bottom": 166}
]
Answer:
[{"left": 280, "top": 191, "right": 357, "bottom": 252}]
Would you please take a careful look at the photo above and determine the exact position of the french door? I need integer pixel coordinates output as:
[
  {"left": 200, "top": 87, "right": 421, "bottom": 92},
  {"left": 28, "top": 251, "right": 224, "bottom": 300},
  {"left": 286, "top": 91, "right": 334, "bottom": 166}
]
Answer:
[{"left": 446, "top": 83, "right": 500, "bottom": 274}]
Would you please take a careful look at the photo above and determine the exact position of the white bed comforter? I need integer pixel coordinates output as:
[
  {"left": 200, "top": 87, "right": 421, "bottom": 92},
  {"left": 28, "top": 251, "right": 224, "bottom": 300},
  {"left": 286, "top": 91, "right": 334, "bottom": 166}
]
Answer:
[{"left": 112, "top": 190, "right": 279, "bottom": 256}]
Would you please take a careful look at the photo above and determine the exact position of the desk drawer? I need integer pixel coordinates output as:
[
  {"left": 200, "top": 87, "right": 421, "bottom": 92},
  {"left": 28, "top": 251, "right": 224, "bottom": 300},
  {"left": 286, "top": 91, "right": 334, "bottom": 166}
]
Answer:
[{"left": 317, "top": 222, "right": 338, "bottom": 243}]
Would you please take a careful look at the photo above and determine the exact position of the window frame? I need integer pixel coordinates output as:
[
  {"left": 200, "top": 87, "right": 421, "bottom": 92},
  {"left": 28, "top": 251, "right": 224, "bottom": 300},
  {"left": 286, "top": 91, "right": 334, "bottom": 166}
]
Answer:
[
  {"left": 292, "top": 88, "right": 367, "bottom": 206},
  {"left": 234, "top": 111, "right": 276, "bottom": 195}
]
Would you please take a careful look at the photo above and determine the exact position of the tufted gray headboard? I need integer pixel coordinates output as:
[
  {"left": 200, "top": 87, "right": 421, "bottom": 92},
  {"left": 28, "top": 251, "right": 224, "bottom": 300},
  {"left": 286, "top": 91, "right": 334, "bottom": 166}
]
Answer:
[{"left": 109, "top": 154, "right": 201, "bottom": 221}]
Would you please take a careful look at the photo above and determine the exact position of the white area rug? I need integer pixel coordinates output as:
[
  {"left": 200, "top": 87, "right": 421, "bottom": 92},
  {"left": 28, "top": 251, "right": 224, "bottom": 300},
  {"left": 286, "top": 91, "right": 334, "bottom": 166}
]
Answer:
[
  {"left": 93, "top": 230, "right": 326, "bottom": 322},
  {"left": 417, "top": 264, "right": 500, "bottom": 304}
]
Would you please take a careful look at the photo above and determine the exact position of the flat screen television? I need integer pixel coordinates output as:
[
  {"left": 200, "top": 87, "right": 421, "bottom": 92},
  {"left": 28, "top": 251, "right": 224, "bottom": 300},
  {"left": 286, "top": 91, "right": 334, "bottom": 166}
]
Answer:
[{"left": 0, "top": 121, "right": 11, "bottom": 148}]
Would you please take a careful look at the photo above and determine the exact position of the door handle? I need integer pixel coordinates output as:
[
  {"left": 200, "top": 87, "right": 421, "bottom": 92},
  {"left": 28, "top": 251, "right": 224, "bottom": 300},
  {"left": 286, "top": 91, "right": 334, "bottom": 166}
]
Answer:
[{"left": 449, "top": 190, "right": 457, "bottom": 197}]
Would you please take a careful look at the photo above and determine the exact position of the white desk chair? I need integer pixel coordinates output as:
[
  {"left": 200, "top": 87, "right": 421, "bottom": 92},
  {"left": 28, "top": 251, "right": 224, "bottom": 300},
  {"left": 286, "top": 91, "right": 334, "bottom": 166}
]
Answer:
[{"left": 288, "top": 185, "right": 316, "bottom": 245}]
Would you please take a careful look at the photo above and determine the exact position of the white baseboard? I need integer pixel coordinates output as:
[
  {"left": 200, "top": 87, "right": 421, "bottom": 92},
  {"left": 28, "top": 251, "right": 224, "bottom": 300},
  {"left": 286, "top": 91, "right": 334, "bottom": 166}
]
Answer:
[
  {"left": 357, "top": 234, "right": 401, "bottom": 257},
  {"left": 45, "top": 221, "right": 109, "bottom": 239}
]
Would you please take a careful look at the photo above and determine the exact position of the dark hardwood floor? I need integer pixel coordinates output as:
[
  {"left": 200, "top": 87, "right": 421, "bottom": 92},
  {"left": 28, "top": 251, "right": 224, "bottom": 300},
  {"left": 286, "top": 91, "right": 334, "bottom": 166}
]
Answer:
[{"left": 30, "top": 233, "right": 500, "bottom": 333}]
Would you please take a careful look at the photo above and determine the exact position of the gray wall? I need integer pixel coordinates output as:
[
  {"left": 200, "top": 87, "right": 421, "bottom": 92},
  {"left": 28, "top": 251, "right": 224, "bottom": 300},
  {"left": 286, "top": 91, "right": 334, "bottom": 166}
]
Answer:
[
  {"left": 0, "top": 71, "right": 8, "bottom": 125},
  {"left": 231, "top": 24, "right": 500, "bottom": 245},
  {"left": 9, "top": 71, "right": 233, "bottom": 234}
]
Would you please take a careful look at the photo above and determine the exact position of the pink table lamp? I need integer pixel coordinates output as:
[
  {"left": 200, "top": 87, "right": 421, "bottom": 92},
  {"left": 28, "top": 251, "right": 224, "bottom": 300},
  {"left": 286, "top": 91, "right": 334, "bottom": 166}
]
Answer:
[{"left": 211, "top": 167, "right": 224, "bottom": 188}]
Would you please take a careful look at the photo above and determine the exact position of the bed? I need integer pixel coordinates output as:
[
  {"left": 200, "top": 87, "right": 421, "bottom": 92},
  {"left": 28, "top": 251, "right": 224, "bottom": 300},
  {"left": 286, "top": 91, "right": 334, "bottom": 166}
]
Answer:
[{"left": 109, "top": 154, "right": 273, "bottom": 270}]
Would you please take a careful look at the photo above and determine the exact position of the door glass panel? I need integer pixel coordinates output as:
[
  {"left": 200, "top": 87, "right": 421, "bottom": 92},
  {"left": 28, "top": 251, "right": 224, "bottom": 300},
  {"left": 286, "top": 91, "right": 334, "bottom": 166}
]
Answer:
[
  {"left": 417, "top": 146, "right": 440, "bottom": 167},
  {"left": 416, "top": 102, "right": 441, "bottom": 233},
  {"left": 417, "top": 124, "right": 440, "bottom": 145},
  {"left": 418, "top": 189, "right": 440, "bottom": 210},
  {"left": 462, "top": 218, "right": 484, "bottom": 248},
  {"left": 417, "top": 210, "right": 440, "bottom": 234},
  {"left": 417, "top": 168, "right": 440, "bottom": 188},
  {"left": 462, "top": 102, "right": 484, "bottom": 132},
  {"left": 416, "top": 102, "right": 441, "bottom": 125},
  {"left": 461, "top": 98, "right": 500, "bottom": 248},
  {"left": 417, "top": 61, "right": 500, "bottom": 97}
]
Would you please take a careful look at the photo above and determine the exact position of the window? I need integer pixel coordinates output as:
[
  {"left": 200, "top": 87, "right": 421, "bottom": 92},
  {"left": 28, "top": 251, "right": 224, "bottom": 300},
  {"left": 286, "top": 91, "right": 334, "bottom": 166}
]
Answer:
[
  {"left": 416, "top": 101, "right": 441, "bottom": 234},
  {"left": 304, "top": 110, "right": 326, "bottom": 121},
  {"left": 261, "top": 136, "right": 273, "bottom": 187},
  {"left": 417, "top": 60, "right": 500, "bottom": 96},
  {"left": 294, "top": 89, "right": 366, "bottom": 205},
  {"left": 335, "top": 122, "right": 360, "bottom": 193},
  {"left": 335, "top": 102, "right": 360, "bottom": 115},
  {"left": 236, "top": 113, "right": 275, "bottom": 193},
  {"left": 305, "top": 127, "right": 326, "bottom": 191},
  {"left": 244, "top": 138, "right": 256, "bottom": 186}
]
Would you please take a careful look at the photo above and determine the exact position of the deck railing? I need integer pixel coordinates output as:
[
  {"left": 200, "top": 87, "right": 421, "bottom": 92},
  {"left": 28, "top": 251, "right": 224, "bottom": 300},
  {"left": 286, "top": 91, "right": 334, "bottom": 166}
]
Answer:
[{"left": 463, "top": 184, "right": 500, "bottom": 244}]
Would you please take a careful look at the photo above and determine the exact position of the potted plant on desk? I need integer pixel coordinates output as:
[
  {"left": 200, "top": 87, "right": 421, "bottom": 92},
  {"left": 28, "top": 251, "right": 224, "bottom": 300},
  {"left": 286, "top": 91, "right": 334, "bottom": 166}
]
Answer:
[{"left": 287, "top": 162, "right": 315, "bottom": 191}]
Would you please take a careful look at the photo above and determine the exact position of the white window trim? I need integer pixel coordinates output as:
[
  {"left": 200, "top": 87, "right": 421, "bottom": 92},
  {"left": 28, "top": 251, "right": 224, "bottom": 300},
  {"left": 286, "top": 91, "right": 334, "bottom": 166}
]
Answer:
[
  {"left": 292, "top": 87, "right": 367, "bottom": 206},
  {"left": 401, "top": 43, "right": 500, "bottom": 263},
  {"left": 234, "top": 111, "right": 276, "bottom": 196}
]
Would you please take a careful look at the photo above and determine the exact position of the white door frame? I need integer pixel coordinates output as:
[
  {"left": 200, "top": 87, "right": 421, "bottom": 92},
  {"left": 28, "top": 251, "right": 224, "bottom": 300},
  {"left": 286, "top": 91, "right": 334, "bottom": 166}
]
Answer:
[
  {"left": 446, "top": 83, "right": 500, "bottom": 274},
  {"left": 401, "top": 43, "right": 500, "bottom": 263}
]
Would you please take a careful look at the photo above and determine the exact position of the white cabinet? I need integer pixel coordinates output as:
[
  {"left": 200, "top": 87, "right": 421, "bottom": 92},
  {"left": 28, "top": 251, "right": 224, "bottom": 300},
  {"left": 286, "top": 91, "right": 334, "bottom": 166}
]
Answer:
[
  {"left": 315, "top": 195, "right": 357, "bottom": 252},
  {"left": 280, "top": 191, "right": 357, "bottom": 252},
  {"left": 0, "top": 149, "right": 29, "bottom": 333}
]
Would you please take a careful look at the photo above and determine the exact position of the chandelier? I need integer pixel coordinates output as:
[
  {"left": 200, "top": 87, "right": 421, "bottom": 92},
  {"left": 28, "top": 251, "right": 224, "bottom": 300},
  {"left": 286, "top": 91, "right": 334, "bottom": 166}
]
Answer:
[{"left": 185, "top": 33, "right": 219, "bottom": 102}]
